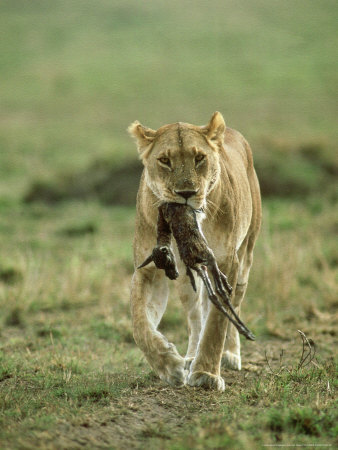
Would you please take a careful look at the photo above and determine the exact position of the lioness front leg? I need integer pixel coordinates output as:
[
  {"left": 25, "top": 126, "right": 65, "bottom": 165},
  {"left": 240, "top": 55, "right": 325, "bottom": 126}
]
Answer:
[
  {"left": 177, "top": 275, "right": 206, "bottom": 370},
  {"left": 131, "top": 268, "right": 186, "bottom": 387},
  {"left": 187, "top": 307, "right": 228, "bottom": 391},
  {"left": 223, "top": 243, "right": 254, "bottom": 370},
  {"left": 222, "top": 284, "right": 245, "bottom": 372},
  {"left": 222, "top": 282, "right": 247, "bottom": 371},
  {"left": 222, "top": 311, "right": 242, "bottom": 371},
  {"left": 187, "top": 258, "right": 239, "bottom": 391}
]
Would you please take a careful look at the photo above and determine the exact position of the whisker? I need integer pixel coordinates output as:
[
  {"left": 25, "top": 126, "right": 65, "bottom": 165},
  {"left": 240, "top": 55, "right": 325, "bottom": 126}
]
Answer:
[
  {"left": 207, "top": 198, "right": 225, "bottom": 217},
  {"left": 204, "top": 201, "right": 212, "bottom": 217},
  {"left": 205, "top": 198, "right": 216, "bottom": 215}
]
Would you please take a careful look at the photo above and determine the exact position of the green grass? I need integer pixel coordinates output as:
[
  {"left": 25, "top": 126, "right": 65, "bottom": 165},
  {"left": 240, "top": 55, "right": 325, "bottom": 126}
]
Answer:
[
  {"left": 0, "top": 0, "right": 337, "bottom": 448},
  {"left": 171, "top": 360, "right": 337, "bottom": 449},
  {"left": 0, "top": 0, "right": 337, "bottom": 199},
  {"left": 0, "top": 199, "right": 336, "bottom": 448}
]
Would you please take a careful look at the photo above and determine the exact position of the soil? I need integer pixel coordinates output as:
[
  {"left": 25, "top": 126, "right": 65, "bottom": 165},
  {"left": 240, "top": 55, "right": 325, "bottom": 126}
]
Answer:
[{"left": 40, "top": 318, "right": 337, "bottom": 449}]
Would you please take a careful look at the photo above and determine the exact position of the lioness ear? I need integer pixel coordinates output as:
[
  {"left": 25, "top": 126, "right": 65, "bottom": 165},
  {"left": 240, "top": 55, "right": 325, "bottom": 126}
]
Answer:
[
  {"left": 128, "top": 121, "right": 156, "bottom": 156},
  {"left": 203, "top": 111, "right": 226, "bottom": 141}
]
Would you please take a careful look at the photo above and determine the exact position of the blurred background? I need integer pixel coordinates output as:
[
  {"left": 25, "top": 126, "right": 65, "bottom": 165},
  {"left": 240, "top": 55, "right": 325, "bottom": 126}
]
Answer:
[{"left": 0, "top": 0, "right": 337, "bottom": 203}]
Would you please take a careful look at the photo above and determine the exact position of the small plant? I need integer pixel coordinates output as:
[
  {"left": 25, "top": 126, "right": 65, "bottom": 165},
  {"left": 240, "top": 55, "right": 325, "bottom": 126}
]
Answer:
[{"left": 265, "top": 330, "right": 317, "bottom": 376}]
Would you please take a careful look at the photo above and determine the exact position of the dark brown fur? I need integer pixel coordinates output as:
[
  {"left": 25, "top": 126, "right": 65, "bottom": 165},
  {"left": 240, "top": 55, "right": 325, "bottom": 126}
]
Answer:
[{"left": 139, "top": 202, "right": 254, "bottom": 340}]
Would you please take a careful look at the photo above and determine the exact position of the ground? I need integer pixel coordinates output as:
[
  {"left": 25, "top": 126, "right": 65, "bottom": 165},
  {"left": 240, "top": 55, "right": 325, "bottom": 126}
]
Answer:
[{"left": 0, "top": 200, "right": 337, "bottom": 449}]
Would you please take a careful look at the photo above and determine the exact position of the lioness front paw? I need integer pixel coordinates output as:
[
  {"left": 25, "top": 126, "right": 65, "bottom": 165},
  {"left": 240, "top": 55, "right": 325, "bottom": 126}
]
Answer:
[
  {"left": 155, "top": 351, "right": 186, "bottom": 387},
  {"left": 221, "top": 350, "right": 241, "bottom": 371},
  {"left": 158, "top": 361, "right": 186, "bottom": 387},
  {"left": 187, "top": 371, "right": 225, "bottom": 391}
]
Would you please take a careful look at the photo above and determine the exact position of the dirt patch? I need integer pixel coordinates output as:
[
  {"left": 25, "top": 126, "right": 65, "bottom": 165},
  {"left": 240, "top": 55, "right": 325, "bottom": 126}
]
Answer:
[
  {"left": 37, "top": 328, "right": 335, "bottom": 449},
  {"left": 54, "top": 386, "right": 199, "bottom": 449},
  {"left": 48, "top": 383, "right": 235, "bottom": 449}
]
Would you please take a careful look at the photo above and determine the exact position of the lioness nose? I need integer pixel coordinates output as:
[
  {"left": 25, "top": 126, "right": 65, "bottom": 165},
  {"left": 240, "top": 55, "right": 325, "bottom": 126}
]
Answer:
[{"left": 175, "top": 190, "right": 198, "bottom": 200}]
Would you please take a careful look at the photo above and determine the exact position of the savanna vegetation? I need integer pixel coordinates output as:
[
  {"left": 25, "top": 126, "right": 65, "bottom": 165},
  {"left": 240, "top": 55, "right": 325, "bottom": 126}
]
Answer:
[{"left": 0, "top": 0, "right": 337, "bottom": 448}]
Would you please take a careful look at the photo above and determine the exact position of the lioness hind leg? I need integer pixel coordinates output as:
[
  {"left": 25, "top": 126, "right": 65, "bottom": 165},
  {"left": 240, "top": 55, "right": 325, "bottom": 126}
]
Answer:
[{"left": 131, "top": 268, "right": 186, "bottom": 387}]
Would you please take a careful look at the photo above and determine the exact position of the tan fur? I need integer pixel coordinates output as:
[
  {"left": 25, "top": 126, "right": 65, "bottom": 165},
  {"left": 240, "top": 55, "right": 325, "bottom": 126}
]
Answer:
[{"left": 129, "top": 112, "right": 262, "bottom": 391}]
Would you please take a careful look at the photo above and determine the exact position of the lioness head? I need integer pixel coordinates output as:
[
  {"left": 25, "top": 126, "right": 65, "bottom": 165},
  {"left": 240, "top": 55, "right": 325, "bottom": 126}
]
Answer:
[{"left": 128, "top": 112, "right": 226, "bottom": 210}]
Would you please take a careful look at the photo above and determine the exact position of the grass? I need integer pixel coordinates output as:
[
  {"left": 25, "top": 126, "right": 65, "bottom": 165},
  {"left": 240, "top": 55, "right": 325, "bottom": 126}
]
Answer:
[
  {"left": 0, "top": 198, "right": 336, "bottom": 448},
  {"left": 171, "top": 360, "right": 337, "bottom": 449},
  {"left": 0, "top": 0, "right": 337, "bottom": 198},
  {"left": 0, "top": 0, "right": 337, "bottom": 448}
]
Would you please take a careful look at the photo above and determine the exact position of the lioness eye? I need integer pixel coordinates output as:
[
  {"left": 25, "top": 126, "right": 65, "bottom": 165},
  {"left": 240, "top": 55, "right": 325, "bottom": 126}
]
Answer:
[
  {"left": 195, "top": 154, "right": 205, "bottom": 164},
  {"left": 159, "top": 157, "right": 170, "bottom": 166}
]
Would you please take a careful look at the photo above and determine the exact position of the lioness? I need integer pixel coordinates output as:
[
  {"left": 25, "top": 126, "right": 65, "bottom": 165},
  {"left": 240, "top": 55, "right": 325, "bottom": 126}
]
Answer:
[{"left": 129, "top": 112, "right": 261, "bottom": 391}]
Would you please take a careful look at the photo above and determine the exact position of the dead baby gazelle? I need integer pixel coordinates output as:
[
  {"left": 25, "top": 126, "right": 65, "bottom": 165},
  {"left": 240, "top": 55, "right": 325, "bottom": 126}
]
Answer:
[
  {"left": 137, "top": 205, "right": 179, "bottom": 280},
  {"left": 138, "top": 202, "right": 255, "bottom": 341}
]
